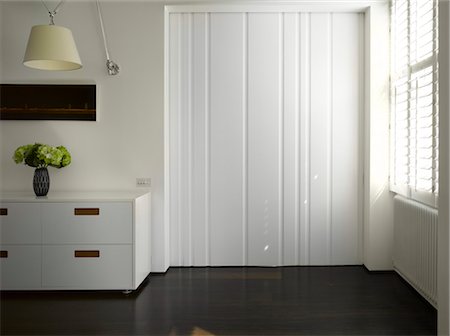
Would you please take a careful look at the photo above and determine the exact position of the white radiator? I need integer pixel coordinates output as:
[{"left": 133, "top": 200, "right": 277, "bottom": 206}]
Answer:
[{"left": 393, "top": 195, "right": 438, "bottom": 307}]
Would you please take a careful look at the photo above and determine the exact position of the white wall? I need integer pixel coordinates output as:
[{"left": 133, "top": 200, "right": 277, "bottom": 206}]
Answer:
[
  {"left": 438, "top": 1, "right": 450, "bottom": 334},
  {"left": 363, "top": 3, "right": 393, "bottom": 271},
  {"left": 0, "top": 1, "right": 169, "bottom": 272}
]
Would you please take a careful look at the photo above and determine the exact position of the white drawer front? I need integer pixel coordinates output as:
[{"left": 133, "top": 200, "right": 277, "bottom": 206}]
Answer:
[
  {"left": 42, "top": 245, "right": 133, "bottom": 289},
  {"left": 0, "top": 245, "right": 41, "bottom": 289},
  {"left": 0, "top": 203, "right": 41, "bottom": 244},
  {"left": 42, "top": 202, "right": 132, "bottom": 244}
]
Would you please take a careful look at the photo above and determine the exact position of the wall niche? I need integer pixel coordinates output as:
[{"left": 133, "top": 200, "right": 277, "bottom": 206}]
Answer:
[{"left": 0, "top": 84, "right": 96, "bottom": 121}]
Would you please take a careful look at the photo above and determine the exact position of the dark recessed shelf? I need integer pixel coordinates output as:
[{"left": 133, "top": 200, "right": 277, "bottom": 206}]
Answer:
[{"left": 0, "top": 84, "right": 96, "bottom": 121}]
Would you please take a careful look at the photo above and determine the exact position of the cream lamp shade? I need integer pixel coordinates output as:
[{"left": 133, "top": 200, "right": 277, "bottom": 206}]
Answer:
[{"left": 23, "top": 25, "right": 82, "bottom": 71}]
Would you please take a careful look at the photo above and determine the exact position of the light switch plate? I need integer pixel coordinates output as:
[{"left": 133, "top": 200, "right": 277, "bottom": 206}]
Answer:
[{"left": 136, "top": 178, "right": 151, "bottom": 187}]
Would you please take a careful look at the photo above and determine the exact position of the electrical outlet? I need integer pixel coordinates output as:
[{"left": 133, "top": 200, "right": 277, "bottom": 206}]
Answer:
[{"left": 136, "top": 178, "right": 151, "bottom": 187}]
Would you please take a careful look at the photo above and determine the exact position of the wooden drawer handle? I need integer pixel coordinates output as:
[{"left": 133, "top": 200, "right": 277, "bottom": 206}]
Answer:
[
  {"left": 0, "top": 251, "right": 8, "bottom": 258},
  {"left": 0, "top": 208, "right": 7, "bottom": 216},
  {"left": 74, "top": 208, "right": 100, "bottom": 216},
  {"left": 74, "top": 250, "right": 100, "bottom": 258}
]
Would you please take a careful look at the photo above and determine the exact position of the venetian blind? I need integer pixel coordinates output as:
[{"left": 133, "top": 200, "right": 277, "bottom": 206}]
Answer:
[{"left": 391, "top": 0, "right": 439, "bottom": 207}]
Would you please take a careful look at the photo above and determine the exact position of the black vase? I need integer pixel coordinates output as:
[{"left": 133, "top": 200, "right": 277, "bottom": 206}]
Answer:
[{"left": 33, "top": 167, "right": 50, "bottom": 196}]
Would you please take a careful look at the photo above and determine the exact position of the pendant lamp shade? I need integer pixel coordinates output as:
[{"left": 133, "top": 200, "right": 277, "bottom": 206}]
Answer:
[{"left": 23, "top": 25, "right": 82, "bottom": 71}]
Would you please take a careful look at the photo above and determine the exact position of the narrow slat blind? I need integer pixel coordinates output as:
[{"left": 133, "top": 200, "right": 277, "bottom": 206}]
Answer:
[{"left": 391, "top": 0, "right": 439, "bottom": 207}]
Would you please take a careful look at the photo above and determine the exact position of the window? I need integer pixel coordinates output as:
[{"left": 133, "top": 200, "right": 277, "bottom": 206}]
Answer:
[{"left": 391, "top": 0, "right": 439, "bottom": 207}]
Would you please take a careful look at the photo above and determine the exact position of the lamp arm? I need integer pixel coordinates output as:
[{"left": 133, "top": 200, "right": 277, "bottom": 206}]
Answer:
[
  {"left": 41, "top": 0, "right": 65, "bottom": 25},
  {"left": 96, "top": 0, "right": 120, "bottom": 75}
]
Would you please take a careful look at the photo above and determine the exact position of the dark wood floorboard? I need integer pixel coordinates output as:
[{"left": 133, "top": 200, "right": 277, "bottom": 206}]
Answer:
[{"left": 0, "top": 266, "right": 437, "bottom": 335}]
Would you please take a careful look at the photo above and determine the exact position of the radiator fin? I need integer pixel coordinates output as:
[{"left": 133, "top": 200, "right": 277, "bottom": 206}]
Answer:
[{"left": 393, "top": 195, "right": 438, "bottom": 307}]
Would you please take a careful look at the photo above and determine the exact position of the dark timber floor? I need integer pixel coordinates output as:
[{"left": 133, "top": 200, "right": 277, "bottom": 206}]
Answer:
[{"left": 0, "top": 266, "right": 437, "bottom": 335}]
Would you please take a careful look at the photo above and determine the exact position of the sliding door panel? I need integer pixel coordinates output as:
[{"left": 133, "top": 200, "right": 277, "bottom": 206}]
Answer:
[
  {"left": 169, "top": 13, "right": 182, "bottom": 266},
  {"left": 309, "top": 13, "right": 332, "bottom": 265},
  {"left": 283, "top": 13, "right": 300, "bottom": 265},
  {"left": 209, "top": 13, "right": 245, "bottom": 265},
  {"left": 191, "top": 13, "right": 209, "bottom": 266},
  {"left": 247, "top": 13, "right": 281, "bottom": 266}
]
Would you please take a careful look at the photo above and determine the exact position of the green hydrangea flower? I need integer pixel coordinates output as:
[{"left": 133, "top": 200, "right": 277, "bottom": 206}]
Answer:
[
  {"left": 13, "top": 143, "right": 71, "bottom": 169},
  {"left": 24, "top": 144, "right": 42, "bottom": 168},
  {"left": 37, "top": 145, "right": 62, "bottom": 167},
  {"left": 57, "top": 146, "right": 72, "bottom": 168},
  {"left": 13, "top": 144, "right": 33, "bottom": 164}
]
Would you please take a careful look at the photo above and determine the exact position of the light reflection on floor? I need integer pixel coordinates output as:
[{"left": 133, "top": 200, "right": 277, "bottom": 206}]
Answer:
[{"left": 169, "top": 326, "right": 216, "bottom": 335}]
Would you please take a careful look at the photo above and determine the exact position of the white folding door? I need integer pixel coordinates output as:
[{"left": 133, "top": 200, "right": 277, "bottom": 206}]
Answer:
[{"left": 167, "top": 10, "right": 364, "bottom": 266}]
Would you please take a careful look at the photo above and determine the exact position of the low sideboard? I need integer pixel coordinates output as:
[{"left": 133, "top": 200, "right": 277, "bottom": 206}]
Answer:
[{"left": 0, "top": 191, "right": 151, "bottom": 291}]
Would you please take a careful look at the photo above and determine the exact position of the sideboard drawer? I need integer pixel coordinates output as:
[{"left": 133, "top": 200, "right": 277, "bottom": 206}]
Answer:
[
  {"left": 42, "top": 245, "right": 133, "bottom": 289},
  {"left": 42, "top": 203, "right": 132, "bottom": 244},
  {"left": 0, "top": 245, "right": 41, "bottom": 289},
  {"left": 0, "top": 203, "right": 41, "bottom": 244}
]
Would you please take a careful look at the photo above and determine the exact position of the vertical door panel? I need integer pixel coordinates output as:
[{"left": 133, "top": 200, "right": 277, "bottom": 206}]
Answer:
[
  {"left": 209, "top": 13, "right": 245, "bottom": 265},
  {"left": 247, "top": 13, "right": 281, "bottom": 266},
  {"left": 309, "top": 13, "right": 332, "bottom": 265},
  {"left": 169, "top": 13, "right": 181, "bottom": 266},
  {"left": 191, "top": 13, "right": 208, "bottom": 266},
  {"left": 179, "top": 14, "right": 192, "bottom": 266},
  {"left": 182, "top": 13, "right": 193, "bottom": 265},
  {"left": 170, "top": 13, "right": 195, "bottom": 266},
  {"left": 283, "top": 13, "right": 300, "bottom": 265},
  {"left": 299, "top": 13, "right": 311, "bottom": 265}
]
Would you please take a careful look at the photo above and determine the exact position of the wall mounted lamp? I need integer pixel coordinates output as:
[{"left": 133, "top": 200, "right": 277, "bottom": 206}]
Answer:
[{"left": 23, "top": 0, "right": 119, "bottom": 75}]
